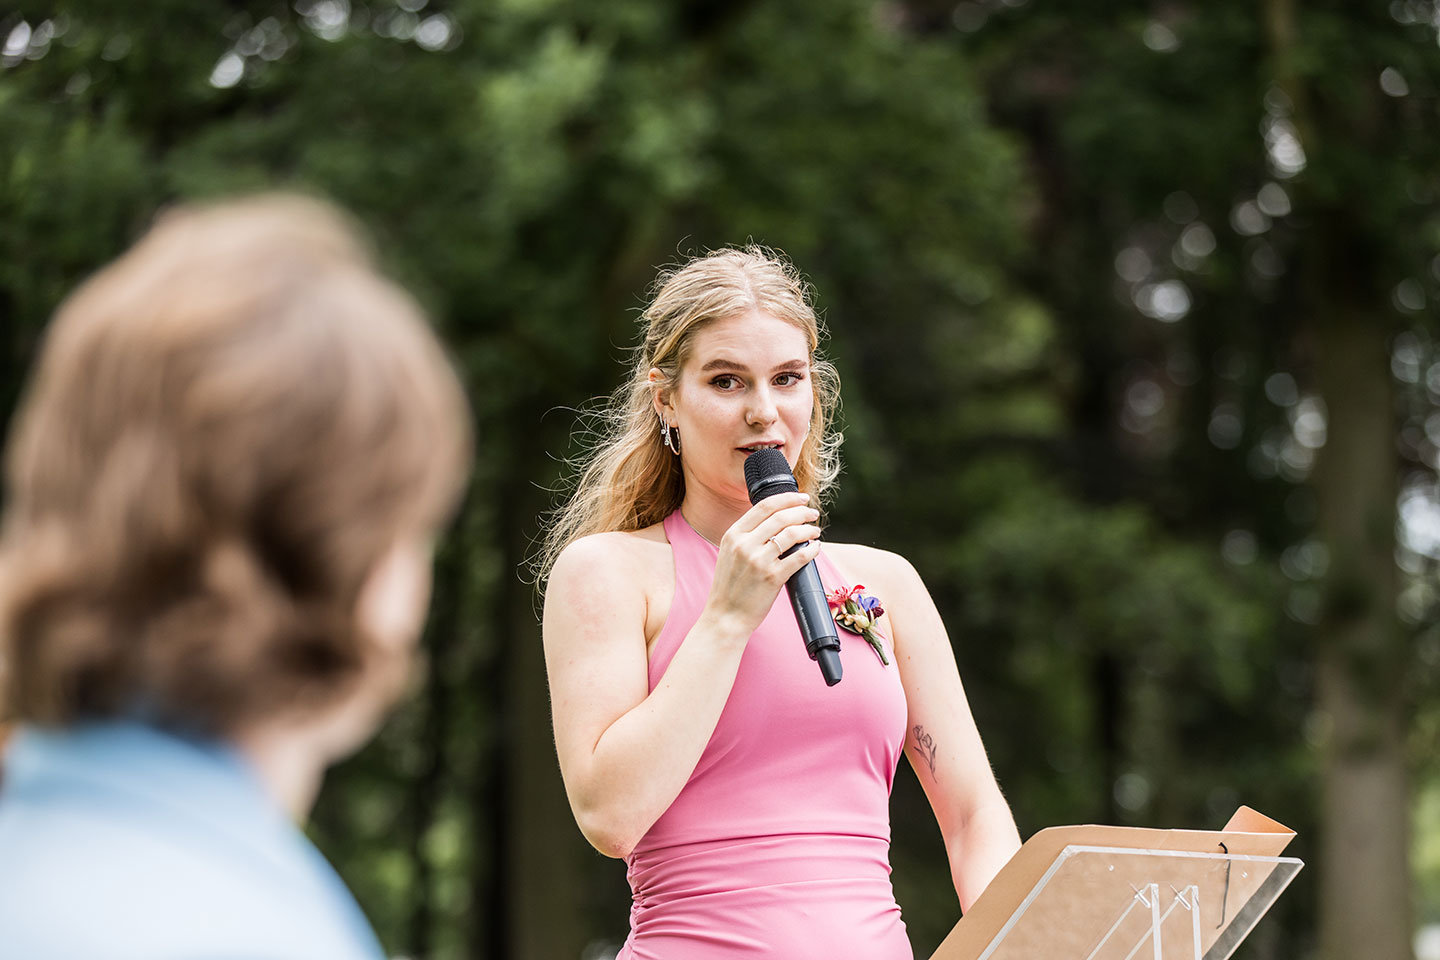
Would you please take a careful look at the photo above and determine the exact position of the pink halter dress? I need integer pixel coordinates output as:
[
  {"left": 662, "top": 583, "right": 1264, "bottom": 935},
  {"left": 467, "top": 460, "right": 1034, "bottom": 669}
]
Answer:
[{"left": 617, "top": 510, "right": 913, "bottom": 959}]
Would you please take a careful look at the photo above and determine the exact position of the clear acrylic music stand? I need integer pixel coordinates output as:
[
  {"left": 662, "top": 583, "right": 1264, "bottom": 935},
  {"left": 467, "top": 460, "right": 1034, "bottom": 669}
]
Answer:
[
  {"left": 928, "top": 809, "right": 1303, "bottom": 960},
  {"left": 970, "top": 845, "right": 1302, "bottom": 960}
]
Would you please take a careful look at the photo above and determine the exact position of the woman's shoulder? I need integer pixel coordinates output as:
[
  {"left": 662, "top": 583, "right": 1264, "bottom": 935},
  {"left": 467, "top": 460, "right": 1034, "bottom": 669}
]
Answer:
[
  {"left": 546, "top": 525, "right": 675, "bottom": 642},
  {"left": 548, "top": 524, "right": 672, "bottom": 592},
  {"left": 821, "top": 540, "right": 917, "bottom": 580},
  {"left": 821, "top": 539, "right": 926, "bottom": 605}
]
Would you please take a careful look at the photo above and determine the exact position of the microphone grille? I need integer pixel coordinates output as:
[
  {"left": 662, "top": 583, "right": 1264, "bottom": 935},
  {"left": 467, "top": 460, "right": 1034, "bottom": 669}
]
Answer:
[{"left": 744, "top": 448, "right": 799, "bottom": 504}]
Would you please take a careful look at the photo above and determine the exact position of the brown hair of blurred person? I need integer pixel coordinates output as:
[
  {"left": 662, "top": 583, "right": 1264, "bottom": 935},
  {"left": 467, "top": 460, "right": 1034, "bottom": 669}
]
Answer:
[{"left": 0, "top": 194, "right": 471, "bottom": 746}]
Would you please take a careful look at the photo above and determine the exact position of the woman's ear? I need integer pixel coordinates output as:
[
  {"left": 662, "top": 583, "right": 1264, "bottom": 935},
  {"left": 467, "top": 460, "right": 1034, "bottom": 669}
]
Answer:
[{"left": 648, "top": 368, "right": 672, "bottom": 421}]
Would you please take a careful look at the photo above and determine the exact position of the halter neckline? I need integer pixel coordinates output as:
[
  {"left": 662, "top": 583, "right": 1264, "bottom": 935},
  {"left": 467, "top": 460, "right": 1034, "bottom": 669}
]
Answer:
[{"left": 678, "top": 509, "right": 722, "bottom": 549}]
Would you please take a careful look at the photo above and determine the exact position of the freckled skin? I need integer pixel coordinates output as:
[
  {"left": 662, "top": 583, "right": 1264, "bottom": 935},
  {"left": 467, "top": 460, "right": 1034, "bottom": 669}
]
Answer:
[{"left": 655, "top": 311, "right": 814, "bottom": 541}]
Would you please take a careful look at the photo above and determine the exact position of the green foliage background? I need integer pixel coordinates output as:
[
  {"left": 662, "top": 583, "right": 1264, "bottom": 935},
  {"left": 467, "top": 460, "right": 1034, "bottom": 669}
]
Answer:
[{"left": 3, "top": 1, "right": 1438, "bottom": 958}]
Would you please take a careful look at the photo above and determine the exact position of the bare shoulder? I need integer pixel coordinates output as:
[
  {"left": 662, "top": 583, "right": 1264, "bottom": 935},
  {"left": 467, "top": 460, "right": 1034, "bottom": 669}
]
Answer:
[
  {"left": 821, "top": 540, "right": 936, "bottom": 653},
  {"left": 545, "top": 525, "right": 674, "bottom": 639},
  {"left": 822, "top": 540, "right": 949, "bottom": 668},
  {"left": 821, "top": 540, "right": 921, "bottom": 595},
  {"left": 550, "top": 526, "right": 667, "bottom": 592}
]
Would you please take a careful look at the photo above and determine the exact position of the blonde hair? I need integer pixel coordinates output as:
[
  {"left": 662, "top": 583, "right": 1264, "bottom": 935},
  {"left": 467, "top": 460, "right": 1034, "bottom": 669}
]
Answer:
[
  {"left": 0, "top": 193, "right": 472, "bottom": 734},
  {"left": 538, "top": 246, "right": 841, "bottom": 583}
]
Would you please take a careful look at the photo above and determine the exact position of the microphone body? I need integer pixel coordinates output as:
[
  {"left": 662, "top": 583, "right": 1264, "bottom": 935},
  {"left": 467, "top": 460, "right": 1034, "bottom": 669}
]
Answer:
[{"left": 744, "top": 449, "right": 843, "bottom": 686}]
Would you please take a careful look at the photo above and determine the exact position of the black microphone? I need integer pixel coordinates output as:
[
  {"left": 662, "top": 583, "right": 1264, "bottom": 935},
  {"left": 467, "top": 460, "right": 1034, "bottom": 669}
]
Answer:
[{"left": 744, "top": 448, "right": 842, "bottom": 687}]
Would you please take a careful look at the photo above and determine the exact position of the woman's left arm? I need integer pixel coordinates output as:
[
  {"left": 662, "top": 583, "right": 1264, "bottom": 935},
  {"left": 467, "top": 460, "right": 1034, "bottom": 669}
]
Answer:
[{"left": 876, "top": 549, "right": 1021, "bottom": 913}]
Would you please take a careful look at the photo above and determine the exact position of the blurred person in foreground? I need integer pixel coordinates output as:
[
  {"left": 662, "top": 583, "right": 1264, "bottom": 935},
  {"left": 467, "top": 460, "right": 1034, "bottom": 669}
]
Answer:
[
  {"left": 0, "top": 195, "right": 471, "bottom": 960},
  {"left": 539, "top": 248, "right": 1021, "bottom": 959}
]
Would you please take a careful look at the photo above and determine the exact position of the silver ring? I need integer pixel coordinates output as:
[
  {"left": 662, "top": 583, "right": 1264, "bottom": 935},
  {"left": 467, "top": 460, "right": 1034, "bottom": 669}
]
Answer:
[{"left": 765, "top": 535, "right": 779, "bottom": 552}]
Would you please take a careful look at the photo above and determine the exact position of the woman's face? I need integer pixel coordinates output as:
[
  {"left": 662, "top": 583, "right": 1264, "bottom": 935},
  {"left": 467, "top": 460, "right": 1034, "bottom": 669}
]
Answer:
[{"left": 655, "top": 309, "right": 814, "bottom": 505}]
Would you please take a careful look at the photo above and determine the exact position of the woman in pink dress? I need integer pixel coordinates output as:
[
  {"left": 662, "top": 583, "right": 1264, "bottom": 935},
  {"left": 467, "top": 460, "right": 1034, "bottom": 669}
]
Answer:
[{"left": 539, "top": 248, "right": 1021, "bottom": 959}]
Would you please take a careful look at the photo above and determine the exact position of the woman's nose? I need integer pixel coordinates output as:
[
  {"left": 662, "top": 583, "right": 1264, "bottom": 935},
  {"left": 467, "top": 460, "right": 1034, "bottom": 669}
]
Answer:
[{"left": 746, "top": 386, "right": 778, "bottom": 427}]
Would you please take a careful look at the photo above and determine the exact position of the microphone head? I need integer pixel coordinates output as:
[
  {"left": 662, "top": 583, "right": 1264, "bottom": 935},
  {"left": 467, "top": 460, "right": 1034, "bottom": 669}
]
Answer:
[{"left": 745, "top": 447, "right": 799, "bottom": 504}]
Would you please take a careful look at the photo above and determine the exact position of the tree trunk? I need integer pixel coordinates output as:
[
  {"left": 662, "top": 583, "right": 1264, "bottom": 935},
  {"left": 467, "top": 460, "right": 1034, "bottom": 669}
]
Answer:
[
  {"left": 499, "top": 452, "right": 592, "bottom": 960},
  {"left": 1270, "top": 0, "right": 1415, "bottom": 950},
  {"left": 405, "top": 524, "right": 464, "bottom": 958},
  {"left": 1310, "top": 311, "right": 1413, "bottom": 960}
]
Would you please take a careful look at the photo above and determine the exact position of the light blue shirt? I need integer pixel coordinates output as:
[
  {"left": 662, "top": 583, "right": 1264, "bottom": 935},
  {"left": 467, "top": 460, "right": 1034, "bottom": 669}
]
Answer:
[{"left": 0, "top": 722, "right": 387, "bottom": 960}]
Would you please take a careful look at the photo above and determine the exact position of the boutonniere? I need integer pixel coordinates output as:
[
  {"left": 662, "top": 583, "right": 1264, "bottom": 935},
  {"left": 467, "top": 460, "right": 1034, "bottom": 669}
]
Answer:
[{"left": 826, "top": 584, "right": 890, "bottom": 666}]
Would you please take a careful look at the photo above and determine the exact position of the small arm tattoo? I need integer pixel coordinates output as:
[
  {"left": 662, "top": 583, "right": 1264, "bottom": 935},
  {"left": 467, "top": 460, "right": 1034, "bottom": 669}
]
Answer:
[{"left": 912, "top": 724, "right": 938, "bottom": 776}]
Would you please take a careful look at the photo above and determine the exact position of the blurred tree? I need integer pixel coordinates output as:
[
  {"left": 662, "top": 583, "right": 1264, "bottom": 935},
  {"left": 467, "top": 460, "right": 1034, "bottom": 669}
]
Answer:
[{"left": 895, "top": 1, "right": 1440, "bottom": 957}]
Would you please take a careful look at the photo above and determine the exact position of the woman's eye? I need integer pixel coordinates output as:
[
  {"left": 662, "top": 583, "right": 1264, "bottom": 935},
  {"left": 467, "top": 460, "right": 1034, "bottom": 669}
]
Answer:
[
  {"left": 711, "top": 375, "right": 739, "bottom": 389},
  {"left": 775, "top": 372, "right": 805, "bottom": 386}
]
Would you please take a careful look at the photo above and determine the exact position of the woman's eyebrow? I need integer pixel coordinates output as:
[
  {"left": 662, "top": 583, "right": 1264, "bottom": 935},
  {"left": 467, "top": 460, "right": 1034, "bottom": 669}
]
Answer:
[{"left": 698, "top": 357, "right": 808, "bottom": 373}]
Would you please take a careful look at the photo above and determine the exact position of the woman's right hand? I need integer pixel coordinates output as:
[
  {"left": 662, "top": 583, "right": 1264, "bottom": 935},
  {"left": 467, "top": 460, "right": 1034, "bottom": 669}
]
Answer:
[{"left": 701, "top": 492, "right": 822, "bottom": 640}]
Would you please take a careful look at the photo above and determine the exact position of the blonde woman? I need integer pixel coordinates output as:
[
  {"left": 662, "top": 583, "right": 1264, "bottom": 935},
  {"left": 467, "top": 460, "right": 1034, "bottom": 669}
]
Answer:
[{"left": 541, "top": 248, "right": 1020, "bottom": 959}]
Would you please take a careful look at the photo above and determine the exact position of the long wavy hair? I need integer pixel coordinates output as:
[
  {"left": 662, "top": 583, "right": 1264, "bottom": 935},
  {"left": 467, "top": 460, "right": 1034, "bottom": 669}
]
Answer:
[{"left": 538, "top": 246, "right": 842, "bottom": 585}]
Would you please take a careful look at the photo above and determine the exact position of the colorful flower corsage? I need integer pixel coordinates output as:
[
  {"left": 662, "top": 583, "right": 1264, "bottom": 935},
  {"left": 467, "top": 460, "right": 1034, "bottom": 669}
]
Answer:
[{"left": 826, "top": 584, "right": 890, "bottom": 666}]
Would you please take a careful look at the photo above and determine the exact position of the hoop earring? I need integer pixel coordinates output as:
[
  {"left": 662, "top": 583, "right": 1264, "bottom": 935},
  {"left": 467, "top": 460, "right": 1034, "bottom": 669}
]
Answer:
[{"left": 658, "top": 414, "right": 680, "bottom": 455}]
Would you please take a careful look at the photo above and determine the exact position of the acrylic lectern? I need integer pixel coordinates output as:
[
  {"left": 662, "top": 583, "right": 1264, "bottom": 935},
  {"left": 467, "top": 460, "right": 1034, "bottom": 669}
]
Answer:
[{"left": 929, "top": 806, "right": 1302, "bottom": 960}]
